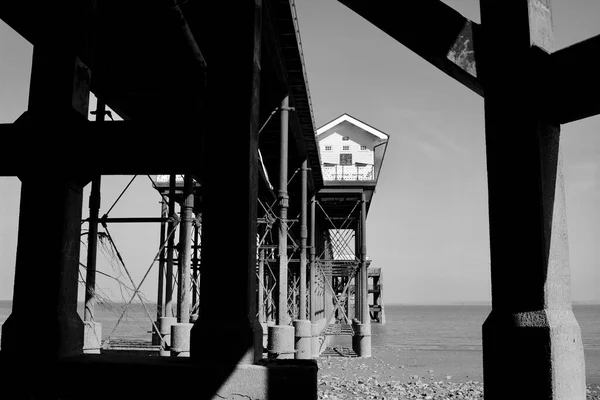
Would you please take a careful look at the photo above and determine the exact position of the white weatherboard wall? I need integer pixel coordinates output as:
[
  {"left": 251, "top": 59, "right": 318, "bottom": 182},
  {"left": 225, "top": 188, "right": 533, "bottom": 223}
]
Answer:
[{"left": 319, "top": 130, "right": 374, "bottom": 166}]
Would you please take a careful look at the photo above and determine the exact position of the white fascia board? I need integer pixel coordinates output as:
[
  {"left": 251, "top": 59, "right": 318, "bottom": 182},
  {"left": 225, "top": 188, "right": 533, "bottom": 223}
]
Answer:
[{"left": 316, "top": 114, "right": 389, "bottom": 140}]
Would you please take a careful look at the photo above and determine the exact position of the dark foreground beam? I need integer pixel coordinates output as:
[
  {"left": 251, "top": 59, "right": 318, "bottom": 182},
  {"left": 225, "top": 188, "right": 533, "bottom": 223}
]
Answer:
[
  {"left": 338, "top": 0, "right": 483, "bottom": 96},
  {"left": 550, "top": 34, "right": 600, "bottom": 124},
  {"left": 0, "top": 120, "right": 202, "bottom": 176}
]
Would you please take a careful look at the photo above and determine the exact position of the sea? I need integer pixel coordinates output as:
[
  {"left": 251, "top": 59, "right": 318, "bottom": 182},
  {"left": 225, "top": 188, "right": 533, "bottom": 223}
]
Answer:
[{"left": 0, "top": 301, "right": 597, "bottom": 352}]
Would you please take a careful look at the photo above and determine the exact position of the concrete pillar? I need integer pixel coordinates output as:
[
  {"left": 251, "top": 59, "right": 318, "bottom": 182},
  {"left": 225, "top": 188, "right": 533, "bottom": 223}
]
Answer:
[
  {"left": 171, "top": 323, "right": 193, "bottom": 357},
  {"left": 159, "top": 316, "right": 177, "bottom": 356},
  {"left": 2, "top": 44, "right": 94, "bottom": 368},
  {"left": 267, "top": 325, "right": 295, "bottom": 360},
  {"left": 83, "top": 175, "right": 101, "bottom": 354},
  {"left": 480, "top": 1, "right": 585, "bottom": 398},
  {"left": 165, "top": 174, "right": 176, "bottom": 319},
  {"left": 1, "top": 179, "right": 85, "bottom": 361},
  {"left": 172, "top": 175, "right": 194, "bottom": 356},
  {"left": 276, "top": 95, "right": 290, "bottom": 327},
  {"left": 191, "top": 0, "right": 263, "bottom": 365}
]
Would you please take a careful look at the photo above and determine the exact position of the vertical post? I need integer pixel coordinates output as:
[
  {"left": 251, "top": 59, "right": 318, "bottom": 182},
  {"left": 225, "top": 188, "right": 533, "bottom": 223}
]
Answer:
[
  {"left": 83, "top": 174, "right": 102, "bottom": 354},
  {"left": 352, "top": 191, "right": 371, "bottom": 357},
  {"left": 480, "top": 0, "right": 585, "bottom": 398},
  {"left": 295, "top": 166, "right": 312, "bottom": 360},
  {"left": 258, "top": 249, "right": 265, "bottom": 323},
  {"left": 309, "top": 196, "right": 316, "bottom": 322},
  {"left": 192, "top": 0, "right": 264, "bottom": 367},
  {"left": 165, "top": 175, "right": 176, "bottom": 318},
  {"left": 268, "top": 94, "right": 295, "bottom": 360},
  {"left": 84, "top": 176, "right": 101, "bottom": 321},
  {"left": 157, "top": 200, "right": 167, "bottom": 319},
  {"left": 177, "top": 174, "right": 194, "bottom": 324},
  {"left": 153, "top": 198, "right": 167, "bottom": 346},
  {"left": 171, "top": 174, "right": 194, "bottom": 357},
  {"left": 159, "top": 174, "right": 178, "bottom": 355},
  {"left": 277, "top": 95, "right": 290, "bottom": 327},
  {"left": 192, "top": 222, "right": 199, "bottom": 315},
  {"left": 299, "top": 160, "right": 308, "bottom": 320}
]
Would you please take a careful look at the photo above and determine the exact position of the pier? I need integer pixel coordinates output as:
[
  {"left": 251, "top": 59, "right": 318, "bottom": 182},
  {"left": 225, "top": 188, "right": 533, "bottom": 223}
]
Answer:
[{"left": 0, "top": 0, "right": 597, "bottom": 399}]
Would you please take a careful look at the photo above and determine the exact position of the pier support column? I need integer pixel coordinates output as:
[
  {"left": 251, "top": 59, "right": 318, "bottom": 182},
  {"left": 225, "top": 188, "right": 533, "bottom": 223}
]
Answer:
[
  {"left": 1, "top": 179, "right": 85, "bottom": 361},
  {"left": 354, "top": 191, "right": 371, "bottom": 357},
  {"left": 191, "top": 0, "right": 263, "bottom": 368},
  {"left": 153, "top": 199, "right": 168, "bottom": 345},
  {"left": 268, "top": 95, "right": 295, "bottom": 360},
  {"left": 172, "top": 174, "right": 194, "bottom": 357},
  {"left": 165, "top": 174, "right": 176, "bottom": 319},
  {"left": 83, "top": 175, "right": 102, "bottom": 354},
  {"left": 2, "top": 42, "right": 95, "bottom": 370},
  {"left": 480, "top": 1, "right": 585, "bottom": 398}
]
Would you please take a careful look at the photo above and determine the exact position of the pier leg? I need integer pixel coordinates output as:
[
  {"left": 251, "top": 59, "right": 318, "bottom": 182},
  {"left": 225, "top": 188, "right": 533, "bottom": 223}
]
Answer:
[
  {"left": 165, "top": 175, "right": 177, "bottom": 320},
  {"left": 480, "top": 1, "right": 585, "bottom": 398},
  {"left": 153, "top": 199, "right": 168, "bottom": 345},
  {"left": 294, "top": 160, "right": 311, "bottom": 359},
  {"left": 191, "top": 0, "right": 263, "bottom": 369},
  {"left": 171, "top": 174, "right": 194, "bottom": 357},
  {"left": 83, "top": 174, "right": 102, "bottom": 354},
  {"left": 1, "top": 42, "right": 95, "bottom": 372},
  {"left": 268, "top": 95, "right": 294, "bottom": 360},
  {"left": 354, "top": 191, "right": 371, "bottom": 358}
]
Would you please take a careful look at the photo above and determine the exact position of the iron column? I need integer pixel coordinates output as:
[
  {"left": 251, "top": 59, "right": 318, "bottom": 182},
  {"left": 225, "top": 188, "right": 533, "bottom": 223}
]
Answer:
[
  {"left": 299, "top": 160, "right": 308, "bottom": 320},
  {"left": 84, "top": 175, "right": 101, "bottom": 322},
  {"left": 360, "top": 191, "right": 368, "bottom": 323},
  {"left": 258, "top": 249, "right": 265, "bottom": 323},
  {"left": 277, "top": 95, "right": 290, "bottom": 326},
  {"left": 177, "top": 174, "right": 194, "bottom": 323},
  {"left": 309, "top": 196, "right": 316, "bottom": 322},
  {"left": 157, "top": 200, "right": 167, "bottom": 319},
  {"left": 165, "top": 175, "right": 176, "bottom": 318}
]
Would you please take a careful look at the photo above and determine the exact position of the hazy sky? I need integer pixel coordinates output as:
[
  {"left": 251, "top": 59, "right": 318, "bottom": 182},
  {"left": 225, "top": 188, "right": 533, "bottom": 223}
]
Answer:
[{"left": 0, "top": 0, "right": 599, "bottom": 305}]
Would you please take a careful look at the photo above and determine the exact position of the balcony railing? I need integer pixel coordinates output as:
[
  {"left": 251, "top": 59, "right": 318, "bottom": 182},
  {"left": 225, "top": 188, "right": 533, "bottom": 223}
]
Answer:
[{"left": 322, "top": 165, "right": 374, "bottom": 181}]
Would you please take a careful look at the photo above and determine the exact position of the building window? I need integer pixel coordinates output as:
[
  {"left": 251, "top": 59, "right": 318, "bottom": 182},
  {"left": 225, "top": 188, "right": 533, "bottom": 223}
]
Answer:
[
  {"left": 342, "top": 145, "right": 350, "bottom": 151},
  {"left": 360, "top": 145, "right": 367, "bottom": 151},
  {"left": 342, "top": 136, "right": 350, "bottom": 141},
  {"left": 340, "top": 154, "right": 353, "bottom": 165},
  {"left": 325, "top": 145, "right": 332, "bottom": 151}
]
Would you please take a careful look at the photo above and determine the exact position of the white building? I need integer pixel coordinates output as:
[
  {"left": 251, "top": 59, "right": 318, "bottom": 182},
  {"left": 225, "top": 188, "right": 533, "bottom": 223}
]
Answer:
[{"left": 316, "top": 114, "right": 389, "bottom": 182}]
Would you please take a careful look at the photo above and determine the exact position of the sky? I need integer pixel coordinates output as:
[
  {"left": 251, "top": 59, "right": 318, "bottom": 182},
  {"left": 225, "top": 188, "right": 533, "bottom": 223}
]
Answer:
[{"left": 0, "top": 0, "right": 599, "bottom": 305}]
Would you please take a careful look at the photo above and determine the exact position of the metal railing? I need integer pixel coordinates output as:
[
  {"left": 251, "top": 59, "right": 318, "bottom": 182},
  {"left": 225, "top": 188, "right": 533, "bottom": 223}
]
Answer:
[{"left": 322, "top": 165, "right": 374, "bottom": 181}]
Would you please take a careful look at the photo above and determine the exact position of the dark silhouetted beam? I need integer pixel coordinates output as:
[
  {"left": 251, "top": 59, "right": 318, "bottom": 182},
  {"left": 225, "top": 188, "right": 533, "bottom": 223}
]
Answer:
[
  {"left": 550, "top": 34, "right": 600, "bottom": 124},
  {"left": 337, "top": 0, "right": 483, "bottom": 96},
  {"left": 0, "top": 120, "right": 202, "bottom": 176}
]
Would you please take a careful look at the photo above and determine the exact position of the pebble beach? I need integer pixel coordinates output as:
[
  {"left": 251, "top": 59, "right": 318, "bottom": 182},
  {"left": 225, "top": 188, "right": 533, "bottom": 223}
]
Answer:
[{"left": 317, "top": 347, "right": 600, "bottom": 400}]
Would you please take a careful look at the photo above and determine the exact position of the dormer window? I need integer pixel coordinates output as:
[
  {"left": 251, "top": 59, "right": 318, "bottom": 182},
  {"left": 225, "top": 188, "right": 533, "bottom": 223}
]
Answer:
[
  {"left": 325, "top": 145, "right": 332, "bottom": 151},
  {"left": 342, "top": 136, "right": 350, "bottom": 141},
  {"left": 360, "top": 145, "right": 367, "bottom": 151}
]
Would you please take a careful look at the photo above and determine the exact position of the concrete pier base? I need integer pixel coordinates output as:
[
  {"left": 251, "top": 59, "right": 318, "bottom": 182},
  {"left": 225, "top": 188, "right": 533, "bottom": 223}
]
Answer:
[
  {"left": 151, "top": 321, "right": 161, "bottom": 345},
  {"left": 352, "top": 322, "right": 371, "bottom": 358},
  {"left": 483, "top": 309, "right": 586, "bottom": 399},
  {"left": 171, "top": 323, "right": 193, "bottom": 358},
  {"left": 261, "top": 322, "right": 269, "bottom": 353},
  {"left": 83, "top": 321, "right": 102, "bottom": 354},
  {"left": 268, "top": 325, "right": 295, "bottom": 360},
  {"left": 159, "top": 316, "right": 177, "bottom": 356},
  {"left": 293, "top": 320, "right": 311, "bottom": 360},
  {"left": 311, "top": 323, "right": 320, "bottom": 358}
]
